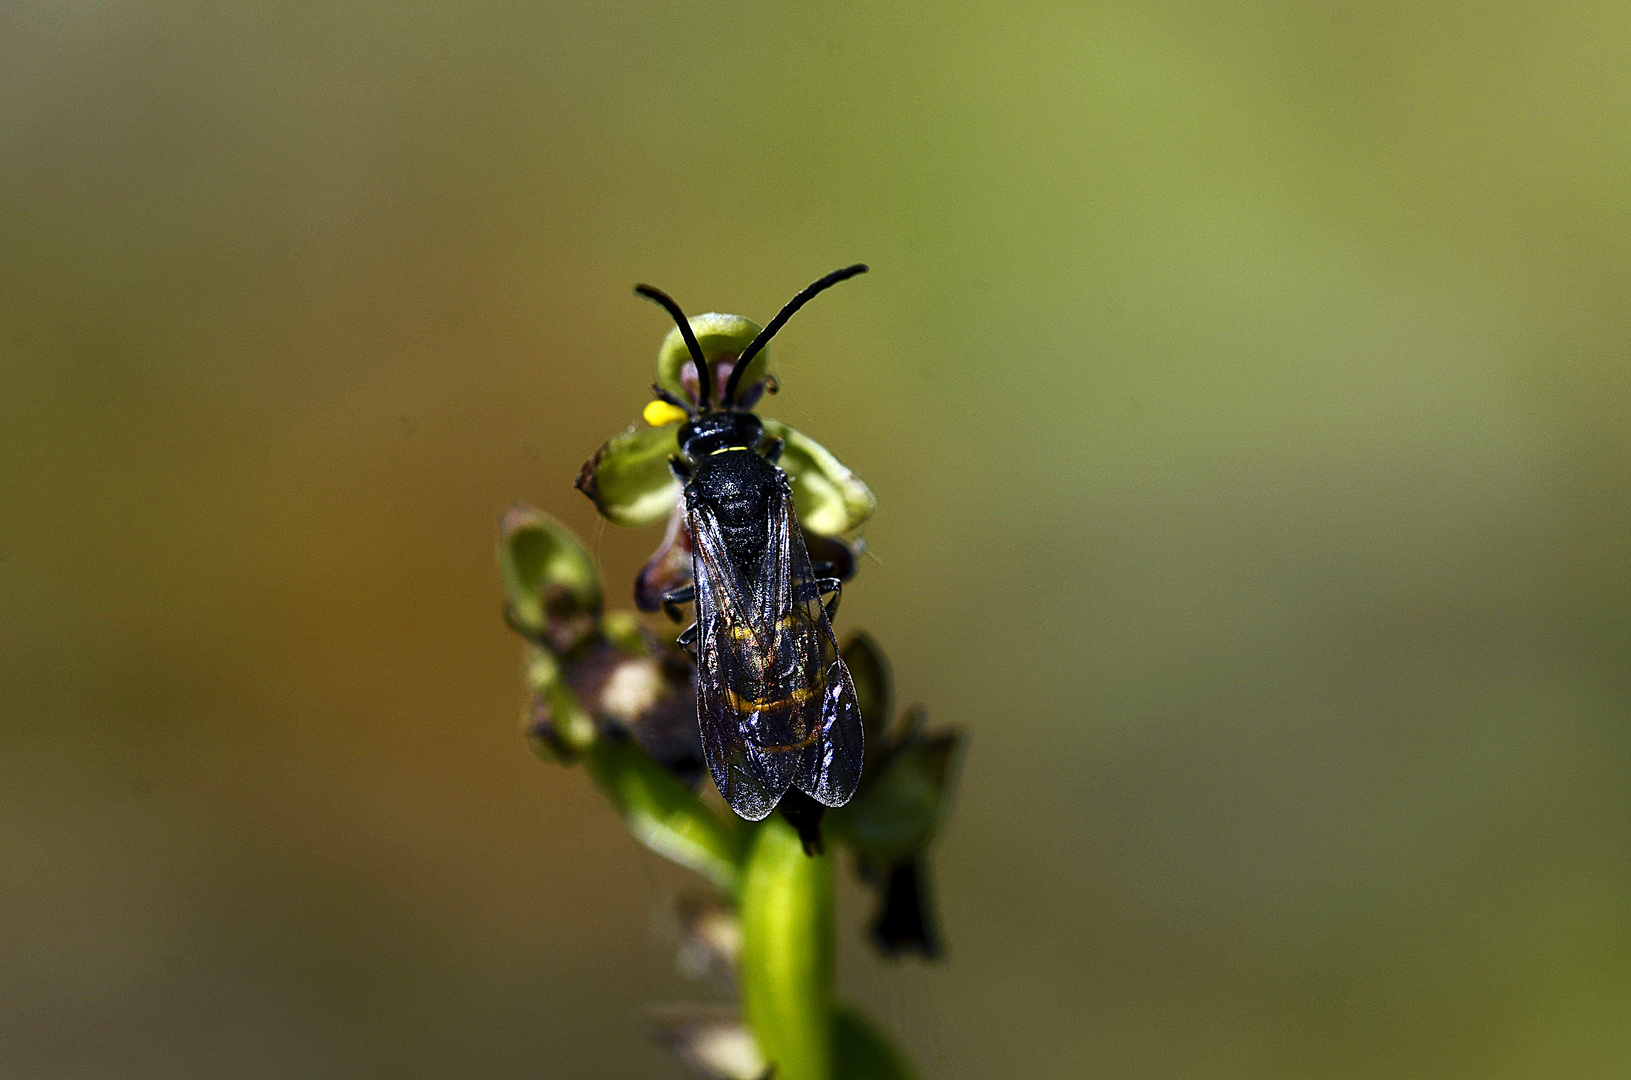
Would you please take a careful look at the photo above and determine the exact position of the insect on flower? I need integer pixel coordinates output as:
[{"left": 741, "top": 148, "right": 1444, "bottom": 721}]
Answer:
[{"left": 632, "top": 266, "right": 870, "bottom": 822}]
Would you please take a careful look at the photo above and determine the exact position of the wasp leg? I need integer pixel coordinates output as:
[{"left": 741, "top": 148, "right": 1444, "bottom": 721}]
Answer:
[
  {"left": 669, "top": 455, "right": 692, "bottom": 481},
  {"left": 794, "top": 577, "right": 844, "bottom": 619},
  {"left": 676, "top": 621, "right": 698, "bottom": 659},
  {"left": 816, "top": 576, "right": 842, "bottom": 621},
  {"left": 651, "top": 384, "right": 692, "bottom": 413},
  {"left": 777, "top": 789, "right": 826, "bottom": 856},
  {"left": 761, "top": 436, "right": 785, "bottom": 464},
  {"left": 661, "top": 583, "right": 695, "bottom": 624}
]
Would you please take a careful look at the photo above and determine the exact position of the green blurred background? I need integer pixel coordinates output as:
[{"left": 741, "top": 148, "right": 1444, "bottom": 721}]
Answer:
[{"left": 4, "top": 1, "right": 1630, "bottom": 1076}]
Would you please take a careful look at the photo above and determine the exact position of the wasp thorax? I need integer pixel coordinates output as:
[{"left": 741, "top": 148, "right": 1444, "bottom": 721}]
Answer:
[{"left": 679, "top": 411, "right": 765, "bottom": 459}]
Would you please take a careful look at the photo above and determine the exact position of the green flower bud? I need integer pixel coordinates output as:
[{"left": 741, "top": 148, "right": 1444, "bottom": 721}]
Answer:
[
  {"left": 600, "top": 609, "right": 649, "bottom": 656},
  {"left": 574, "top": 423, "right": 684, "bottom": 529},
  {"left": 523, "top": 649, "right": 599, "bottom": 759},
  {"left": 656, "top": 313, "right": 769, "bottom": 405},
  {"left": 763, "top": 419, "right": 876, "bottom": 536},
  {"left": 498, "top": 506, "right": 601, "bottom": 646},
  {"left": 840, "top": 633, "right": 894, "bottom": 750},
  {"left": 830, "top": 683, "right": 963, "bottom": 871},
  {"left": 832, "top": 722, "right": 960, "bottom": 861}
]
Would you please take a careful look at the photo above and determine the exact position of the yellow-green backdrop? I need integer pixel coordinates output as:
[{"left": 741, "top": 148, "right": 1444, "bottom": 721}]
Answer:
[{"left": 4, "top": 1, "right": 1629, "bottom": 1076}]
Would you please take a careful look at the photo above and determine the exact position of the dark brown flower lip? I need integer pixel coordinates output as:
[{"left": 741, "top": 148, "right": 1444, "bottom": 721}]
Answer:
[
  {"left": 635, "top": 503, "right": 694, "bottom": 612},
  {"left": 573, "top": 444, "right": 604, "bottom": 501}
]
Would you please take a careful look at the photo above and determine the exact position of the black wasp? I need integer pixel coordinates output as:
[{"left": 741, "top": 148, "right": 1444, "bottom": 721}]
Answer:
[{"left": 635, "top": 266, "right": 868, "bottom": 824}]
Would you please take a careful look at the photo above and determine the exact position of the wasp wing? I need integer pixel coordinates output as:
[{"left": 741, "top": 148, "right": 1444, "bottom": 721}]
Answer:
[
  {"left": 763, "top": 480, "right": 864, "bottom": 809},
  {"left": 689, "top": 497, "right": 801, "bottom": 821},
  {"left": 689, "top": 475, "right": 864, "bottom": 820}
]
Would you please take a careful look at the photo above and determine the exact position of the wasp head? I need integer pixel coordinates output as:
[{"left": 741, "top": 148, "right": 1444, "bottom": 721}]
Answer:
[
  {"left": 633, "top": 264, "right": 869, "bottom": 418},
  {"left": 678, "top": 410, "right": 764, "bottom": 459}
]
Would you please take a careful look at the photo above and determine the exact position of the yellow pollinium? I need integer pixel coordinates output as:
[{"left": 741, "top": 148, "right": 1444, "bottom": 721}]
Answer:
[{"left": 643, "top": 399, "right": 690, "bottom": 427}]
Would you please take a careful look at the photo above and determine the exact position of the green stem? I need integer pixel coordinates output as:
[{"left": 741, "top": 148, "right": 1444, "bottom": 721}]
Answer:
[
  {"left": 581, "top": 739, "right": 743, "bottom": 895},
  {"left": 740, "top": 816, "right": 834, "bottom": 1080}
]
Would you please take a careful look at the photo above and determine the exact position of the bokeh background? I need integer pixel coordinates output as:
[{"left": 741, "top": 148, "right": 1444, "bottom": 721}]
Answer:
[{"left": 5, "top": 1, "right": 1630, "bottom": 1076}]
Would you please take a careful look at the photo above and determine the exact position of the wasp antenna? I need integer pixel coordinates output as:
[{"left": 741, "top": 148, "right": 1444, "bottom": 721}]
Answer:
[
  {"left": 724, "top": 264, "right": 868, "bottom": 406},
  {"left": 650, "top": 383, "right": 693, "bottom": 414},
  {"left": 635, "top": 283, "right": 712, "bottom": 410}
]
